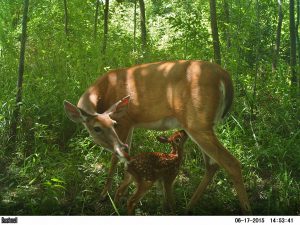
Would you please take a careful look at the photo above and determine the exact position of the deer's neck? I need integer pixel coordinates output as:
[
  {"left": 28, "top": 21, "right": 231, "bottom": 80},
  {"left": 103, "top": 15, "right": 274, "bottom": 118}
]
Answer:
[
  {"left": 77, "top": 77, "right": 108, "bottom": 115},
  {"left": 171, "top": 147, "right": 183, "bottom": 160}
]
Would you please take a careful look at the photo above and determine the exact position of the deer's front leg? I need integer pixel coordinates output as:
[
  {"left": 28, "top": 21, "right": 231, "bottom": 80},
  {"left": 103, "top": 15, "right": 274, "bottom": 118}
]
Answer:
[
  {"left": 114, "top": 172, "right": 133, "bottom": 203},
  {"left": 100, "top": 124, "right": 133, "bottom": 200},
  {"left": 163, "top": 178, "right": 176, "bottom": 213},
  {"left": 185, "top": 128, "right": 252, "bottom": 215},
  {"left": 100, "top": 154, "right": 119, "bottom": 200}
]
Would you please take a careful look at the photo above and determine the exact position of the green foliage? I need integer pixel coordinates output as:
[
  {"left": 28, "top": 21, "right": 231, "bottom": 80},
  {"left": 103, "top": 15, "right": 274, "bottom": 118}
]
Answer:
[{"left": 0, "top": 0, "right": 299, "bottom": 215}]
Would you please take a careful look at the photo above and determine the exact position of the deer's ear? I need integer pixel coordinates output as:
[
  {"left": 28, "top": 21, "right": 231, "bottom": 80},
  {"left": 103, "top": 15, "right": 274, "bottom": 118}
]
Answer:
[
  {"left": 64, "top": 100, "right": 87, "bottom": 123},
  {"left": 116, "top": 95, "right": 130, "bottom": 111},
  {"left": 106, "top": 95, "right": 130, "bottom": 119},
  {"left": 156, "top": 136, "right": 169, "bottom": 143}
]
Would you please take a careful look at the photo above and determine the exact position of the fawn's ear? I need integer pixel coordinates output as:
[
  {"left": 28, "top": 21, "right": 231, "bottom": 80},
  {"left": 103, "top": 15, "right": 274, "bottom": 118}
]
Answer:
[{"left": 156, "top": 136, "right": 169, "bottom": 143}]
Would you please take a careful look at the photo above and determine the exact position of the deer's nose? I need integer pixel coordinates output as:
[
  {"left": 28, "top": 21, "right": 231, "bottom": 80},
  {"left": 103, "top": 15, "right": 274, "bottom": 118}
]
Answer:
[{"left": 122, "top": 143, "right": 129, "bottom": 152}]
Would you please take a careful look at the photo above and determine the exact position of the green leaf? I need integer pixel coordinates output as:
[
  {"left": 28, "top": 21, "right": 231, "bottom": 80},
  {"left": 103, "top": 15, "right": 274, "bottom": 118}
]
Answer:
[{"left": 50, "top": 178, "right": 65, "bottom": 183}]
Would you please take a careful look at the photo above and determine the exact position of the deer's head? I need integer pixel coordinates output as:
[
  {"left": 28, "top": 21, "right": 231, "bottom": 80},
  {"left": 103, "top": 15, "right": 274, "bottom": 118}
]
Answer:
[{"left": 63, "top": 96, "right": 130, "bottom": 157}]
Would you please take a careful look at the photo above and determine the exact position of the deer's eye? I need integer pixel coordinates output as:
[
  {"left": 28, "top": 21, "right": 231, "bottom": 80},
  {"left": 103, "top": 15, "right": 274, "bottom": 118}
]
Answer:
[{"left": 93, "top": 126, "right": 102, "bottom": 133}]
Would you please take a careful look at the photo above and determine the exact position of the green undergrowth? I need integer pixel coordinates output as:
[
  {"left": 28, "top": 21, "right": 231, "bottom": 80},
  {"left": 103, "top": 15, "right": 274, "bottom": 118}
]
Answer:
[{"left": 1, "top": 105, "right": 299, "bottom": 215}]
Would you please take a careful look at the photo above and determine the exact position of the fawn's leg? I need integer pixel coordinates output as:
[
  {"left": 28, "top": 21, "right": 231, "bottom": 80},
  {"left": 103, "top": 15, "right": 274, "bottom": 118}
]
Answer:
[
  {"left": 127, "top": 180, "right": 153, "bottom": 215},
  {"left": 114, "top": 172, "right": 133, "bottom": 203},
  {"left": 186, "top": 129, "right": 252, "bottom": 215},
  {"left": 162, "top": 178, "right": 176, "bottom": 212}
]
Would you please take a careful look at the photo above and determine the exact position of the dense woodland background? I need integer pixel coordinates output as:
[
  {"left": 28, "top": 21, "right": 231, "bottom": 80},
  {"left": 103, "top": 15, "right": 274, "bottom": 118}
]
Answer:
[{"left": 0, "top": 0, "right": 300, "bottom": 215}]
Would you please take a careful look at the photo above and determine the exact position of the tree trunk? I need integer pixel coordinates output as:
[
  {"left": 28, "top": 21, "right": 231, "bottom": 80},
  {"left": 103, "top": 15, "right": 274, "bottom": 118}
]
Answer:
[
  {"left": 138, "top": 0, "right": 147, "bottom": 56},
  {"left": 133, "top": 0, "right": 137, "bottom": 53},
  {"left": 94, "top": 0, "right": 100, "bottom": 39},
  {"left": 296, "top": 0, "right": 300, "bottom": 70},
  {"left": 63, "top": 0, "right": 68, "bottom": 36},
  {"left": 290, "top": 0, "right": 297, "bottom": 87},
  {"left": 272, "top": 0, "right": 283, "bottom": 72},
  {"left": 251, "top": 0, "right": 261, "bottom": 118},
  {"left": 223, "top": 0, "right": 231, "bottom": 48},
  {"left": 9, "top": 0, "right": 30, "bottom": 151},
  {"left": 102, "top": 0, "right": 109, "bottom": 55},
  {"left": 209, "top": 0, "right": 221, "bottom": 65}
]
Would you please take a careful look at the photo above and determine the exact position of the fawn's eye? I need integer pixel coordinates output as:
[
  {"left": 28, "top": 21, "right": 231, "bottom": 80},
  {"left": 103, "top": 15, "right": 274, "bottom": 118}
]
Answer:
[
  {"left": 175, "top": 138, "right": 181, "bottom": 144},
  {"left": 93, "top": 126, "right": 102, "bottom": 133}
]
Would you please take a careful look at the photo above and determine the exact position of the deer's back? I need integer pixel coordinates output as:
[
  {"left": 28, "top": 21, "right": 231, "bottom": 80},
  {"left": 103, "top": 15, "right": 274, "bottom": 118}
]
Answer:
[{"left": 127, "top": 152, "right": 181, "bottom": 182}]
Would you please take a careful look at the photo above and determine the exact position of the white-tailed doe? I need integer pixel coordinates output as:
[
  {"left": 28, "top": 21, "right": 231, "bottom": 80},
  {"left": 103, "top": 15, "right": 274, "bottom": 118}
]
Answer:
[{"left": 64, "top": 61, "right": 252, "bottom": 214}]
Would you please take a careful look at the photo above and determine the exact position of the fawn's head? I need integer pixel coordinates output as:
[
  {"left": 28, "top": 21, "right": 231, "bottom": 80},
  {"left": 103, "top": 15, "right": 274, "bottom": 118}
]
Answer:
[
  {"left": 156, "top": 130, "right": 188, "bottom": 155},
  {"left": 63, "top": 96, "right": 130, "bottom": 158}
]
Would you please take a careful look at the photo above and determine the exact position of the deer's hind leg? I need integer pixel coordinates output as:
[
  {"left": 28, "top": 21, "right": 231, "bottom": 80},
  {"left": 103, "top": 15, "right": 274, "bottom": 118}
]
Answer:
[
  {"left": 186, "top": 153, "right": 219, "bottom": 213},
  {"left": 127, "top": 180, "right": 153, "bottom": 215},
  {"left": 185, "top": 128, "right": 252, "bottom": 214}
]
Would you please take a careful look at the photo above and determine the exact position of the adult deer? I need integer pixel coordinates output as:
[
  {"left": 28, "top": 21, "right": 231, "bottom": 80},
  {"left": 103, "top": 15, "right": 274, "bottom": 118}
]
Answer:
[{"left": 63, "top": 60, "right": 252, "bottom": 214}]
